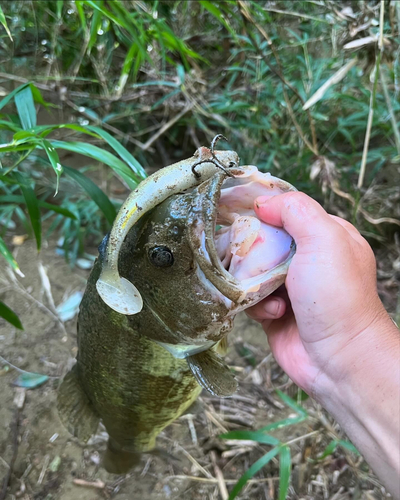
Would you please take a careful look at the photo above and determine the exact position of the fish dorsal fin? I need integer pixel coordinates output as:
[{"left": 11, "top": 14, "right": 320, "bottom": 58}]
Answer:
[
  {"left": 57, "top": 364, "right": 100, "bottom": 443},
  {"left": 187, "top": 350, "right": 237, "bottom": 397}
]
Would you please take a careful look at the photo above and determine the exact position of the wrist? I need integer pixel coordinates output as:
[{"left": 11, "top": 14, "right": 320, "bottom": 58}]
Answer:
[
  {"left": 311, "top": 313, "right": 400, "bottom": 495},
  {"left": 312, "top": 308, "right": 399, "bottom": 406}
]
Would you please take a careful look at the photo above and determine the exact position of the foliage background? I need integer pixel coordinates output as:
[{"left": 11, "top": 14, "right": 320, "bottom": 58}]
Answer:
[{"left": 0, "top": 1, "right": 399, "bottom": 499}]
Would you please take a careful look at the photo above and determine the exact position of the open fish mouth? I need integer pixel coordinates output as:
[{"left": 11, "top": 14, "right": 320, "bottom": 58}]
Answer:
[{"left": 187, "top": 165, "right": 296, "bottom": 314}]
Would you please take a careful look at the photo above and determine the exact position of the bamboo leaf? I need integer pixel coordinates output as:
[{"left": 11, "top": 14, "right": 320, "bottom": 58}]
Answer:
[
  {"left": 0, "top": 195, "right": 77, "bottom": 219},
  {"left": 0, "top": 301, "right": 23, "bottom": 329},
  {"left": 49, "top": 140, "right": 140, "bottom": 188},
  {"left": 41, "top": 139, "right": 63, "bottom": 195},
  {"left": 85, "top": 125, "right": 146, "bottom": 180},
  {"left": 303, "top": 59, "right": 358, "bottom": 110},
  {"left": 0, "top": 83, "right": 29, "bottom": 112},
  {"left": 0, "top": 235, "right": 24, "bottom": 276},
  {"left": 228, "top": 447, "right": 280, "bottom": 499},
  {"left": 14, "top": 372, "right": 49, "bottom": 388},
  {"left": 14, "top": 85, "right": 37, "bottom": 130},
  {"left": 0, "top": 5, "right": 12, "bottom": 41},
  {"left": 62, "top": 165, "right": 116, "bottom": 224}
]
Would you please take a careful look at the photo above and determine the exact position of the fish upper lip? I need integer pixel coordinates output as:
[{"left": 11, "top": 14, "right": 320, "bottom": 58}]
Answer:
[
  {"left": 187, "top": 167, "right": 296, "bottom": 311},
  {"left": 187, "top": 171, "right": 246, "bottom": 304}
]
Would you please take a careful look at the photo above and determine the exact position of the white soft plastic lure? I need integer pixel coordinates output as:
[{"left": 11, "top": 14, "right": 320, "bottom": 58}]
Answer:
[{"left": 96, "top": 145, "right": 239, "bottom": 315}]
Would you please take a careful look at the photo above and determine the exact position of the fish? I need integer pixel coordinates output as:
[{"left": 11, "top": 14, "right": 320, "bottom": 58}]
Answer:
[{"left": 57, "top": 141, "right": 296, "bottom": 473}]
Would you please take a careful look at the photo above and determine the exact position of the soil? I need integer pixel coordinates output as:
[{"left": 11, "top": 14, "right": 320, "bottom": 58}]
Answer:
[{"left": 0, "top": 236, "right": 395, "bottom": 500}]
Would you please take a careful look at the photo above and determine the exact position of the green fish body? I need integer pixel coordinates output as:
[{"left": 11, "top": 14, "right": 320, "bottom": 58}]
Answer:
[{"left": 57, "top": 147, "right": 296, "bottom": 473}]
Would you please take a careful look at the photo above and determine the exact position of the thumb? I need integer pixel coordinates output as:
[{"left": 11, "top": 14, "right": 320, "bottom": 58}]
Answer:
[{"left": 254, "top": 192, "right": 338, "bottom": 244}]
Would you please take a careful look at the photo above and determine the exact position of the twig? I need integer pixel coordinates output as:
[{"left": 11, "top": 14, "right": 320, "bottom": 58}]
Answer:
[
  {"left": 210, "top": 451, "right": 228, "bottom": 500},
  {"left": 72, "top": 479, "right": 106, "bottom": 489},
  {"left": 167, "top": 475, "right": 280, "bottom": 484},
  {"left": 142, "top": 104, "right": 195, "bottom": 151},
  {"left": 358, "top": 0, "right": 385, "bottom": 188},
  {"left": 5, "top": 268, "right": 67, "bottom": 335},
  {"left": 380, "top": 68, "right": 400, "bottom": 154},
  {"left": 37, "top": 455, "right": 50, "bottom": 485},
  {"left": 173, "top": 443, "right": 213, "bottom": 479}
]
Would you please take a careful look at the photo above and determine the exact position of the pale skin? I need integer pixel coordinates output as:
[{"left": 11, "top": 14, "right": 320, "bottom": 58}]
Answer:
[{"left": 246, "top": 192, "right": 400, "bottom": 498}]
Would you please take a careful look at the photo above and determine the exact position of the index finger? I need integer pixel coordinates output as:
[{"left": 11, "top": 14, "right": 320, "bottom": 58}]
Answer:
[{"left": 254, "top": 192, "right": 341, "bottom": 244}]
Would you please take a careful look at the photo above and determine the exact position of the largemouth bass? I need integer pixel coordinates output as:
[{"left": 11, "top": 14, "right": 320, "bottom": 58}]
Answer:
[{"left": 57, "top": 141, "right": 296, "bottom": 473}]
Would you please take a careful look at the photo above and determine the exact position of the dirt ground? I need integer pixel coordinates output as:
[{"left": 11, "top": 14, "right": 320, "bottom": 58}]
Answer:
[{"left": 0, "top": 234, "right": 396, "bottom": 500}]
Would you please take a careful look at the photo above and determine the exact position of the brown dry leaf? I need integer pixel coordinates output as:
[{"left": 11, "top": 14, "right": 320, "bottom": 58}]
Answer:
[{"left": 12, "top": 234, "right": 28, "bottom": 246}]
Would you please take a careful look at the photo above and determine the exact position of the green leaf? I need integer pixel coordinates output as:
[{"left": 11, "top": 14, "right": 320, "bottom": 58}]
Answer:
[
  {"left": 117, "top": 43, "right": 138, "bottom": 94},
  {"left": 87, "top": 0, "right": 103, "bottom": 54},
  {"left": 0, "top": 195, "right": 77, "bottom": 219},
  {"left": 41, "top": 139, "right": 63, "bottom": 195},
  {"left": 0, "top": 5, "right": 12, "bottom": 41},
  {"left": 0, "top": 235, "right": 24, "bottom": 276},
  {"left": 0, "top": 83, "right": 29, "bottom": 112},
  {"left": 317, "top": 440, "right": 338, "bottom": 460},
  {"left": 75, "top": 1, "right": 87, "bottom": 32},
  {"left": 337, "top": 439, "right": 359, "bottom": 455},
  {"left": 49, "top": 140, "right": 140, "bottom": 188},
  {"left": 14, "top": 85, "right": 37, "bottom": 130},
  {"left": 0, "top": 301, "right": 23, "bottom": 329},
  {"left": 221, "top": 430, "right": 280, "bottom": 446},
  {"left": 14, "top": 372, "right": 49, "bottom": 389},
  {"left": 276, "top": 390, "right": 308, "bottom": 418},
  {"left": 29, "top": 83, "right": 52, "bottom": 108},
  {"left": 228, "top": 447, "right": 280, "bottom": 499},
  {"left": 199, "top": 1, "right": 236, "bottom": 36},
  {"left": 279, "top": 446, "right": 291, "bottom": 500},
  {"left": 13, "top": 172, "right": 41, "bottom": 250},
  {"left": 85, "top": 126, "right": 146, "bottom": 180},
  {"left": 62, "top": 165, "right": 116, "bottom": 224}
]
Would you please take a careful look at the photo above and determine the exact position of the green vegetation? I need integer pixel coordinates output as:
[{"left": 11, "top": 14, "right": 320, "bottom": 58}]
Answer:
[{"left": 0, "top": 1, "right": 399, "bottom": 496}]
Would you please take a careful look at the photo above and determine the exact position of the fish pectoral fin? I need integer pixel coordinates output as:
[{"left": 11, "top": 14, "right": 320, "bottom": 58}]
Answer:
[
  {"left": 57, "top": 364, "right": 100, "bottom": 443},
  {"left": 187, "top": 350, "right": 237, "bottom": 397},
  {"left": 214, "top": 336, "right": 228, "bottom": 355}
]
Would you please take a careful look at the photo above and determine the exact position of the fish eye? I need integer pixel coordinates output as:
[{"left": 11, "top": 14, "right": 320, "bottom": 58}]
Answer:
[{"left": 148, "top": 246, "right": 174, "bottom": 268}]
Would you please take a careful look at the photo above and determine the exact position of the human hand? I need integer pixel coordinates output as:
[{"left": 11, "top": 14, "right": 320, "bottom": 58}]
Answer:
[{"left": 246, "top": 192, "right": 396, "bottom": 399}]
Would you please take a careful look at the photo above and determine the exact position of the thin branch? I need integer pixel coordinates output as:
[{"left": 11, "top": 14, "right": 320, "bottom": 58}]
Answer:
[{"left": 358, "top": 0, "right": 385, "bottom": 189}]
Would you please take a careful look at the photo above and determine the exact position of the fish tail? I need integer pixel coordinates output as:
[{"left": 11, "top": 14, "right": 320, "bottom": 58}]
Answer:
[{"left": 103, "top": 438, "right": 141, "bottom": 474}]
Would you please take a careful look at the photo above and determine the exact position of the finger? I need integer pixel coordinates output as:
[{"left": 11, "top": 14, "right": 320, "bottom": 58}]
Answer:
[
  {"left": 254, "top": 192, "right": 340, "bottom": 244},
  {"left": 328, "top": 215, "right": 365, "bottom": 244},
  {"left": 246, "top": 296, "right": 287, "bottom": 322}
]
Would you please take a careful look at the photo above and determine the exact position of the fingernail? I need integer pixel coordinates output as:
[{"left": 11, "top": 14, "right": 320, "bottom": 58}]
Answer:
[
  {"left": 255, "top": 196, "right": 270, "bottom": 207},
  {"left": 263, "top": 299, "right": 280, "bottom": 317}
]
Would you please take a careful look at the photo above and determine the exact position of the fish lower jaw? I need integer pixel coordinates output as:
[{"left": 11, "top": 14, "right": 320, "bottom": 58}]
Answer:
[{"left": 156, "top": 340, "right": 216, "bottom": 359}]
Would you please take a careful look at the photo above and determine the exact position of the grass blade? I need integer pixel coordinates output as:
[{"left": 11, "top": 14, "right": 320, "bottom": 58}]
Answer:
[
  {"left": 0, "top": 235, "right": 24, "bottom": 276},
  {"left": 13, "top": 172, "right": 41, "bottom": 250},
  {"left": 62, "top": 165, "right": 116, "bottom": 224},
  {"left": 41, "top": 139, "right": 63, "bottom": 195},
  {"left": 221, "top": 430, "right": 280, "bottom": 446},
  {"left": 0, "top": 5, "right": 12, "bottom": 41},
  {"left": 228, "top": 447, "right": 280, "bottom": 499},
  {"left": 14, "top": 85, "right": 37, "bottom": 130},
  {"left": 117, "top": 43, "right": 138, "bottom": 96},
  {"left": 279, "top": 445, "right": 291, "bottom": 500},
  {"left": 49, "top": 140, "right": 140, "bottom": 188},
  {"left": 276, "top": 389, "right": 308, "bottom": 418},
  {"left": 0, "top": 301, "right": 23, "bottom": 329}
]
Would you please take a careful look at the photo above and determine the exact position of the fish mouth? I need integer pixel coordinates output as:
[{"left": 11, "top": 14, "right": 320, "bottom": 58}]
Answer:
[{"left": 187, "top": 166, "right": 296, "bottom": 314}]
